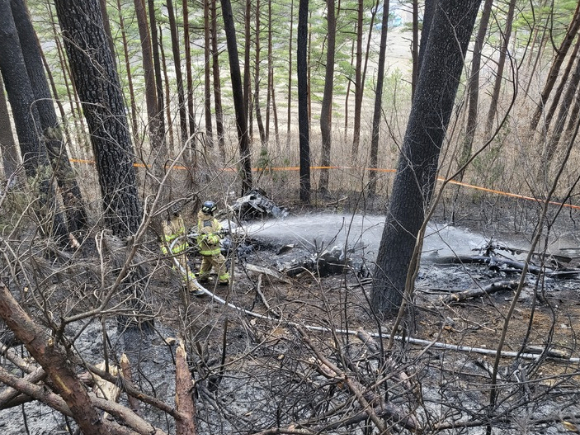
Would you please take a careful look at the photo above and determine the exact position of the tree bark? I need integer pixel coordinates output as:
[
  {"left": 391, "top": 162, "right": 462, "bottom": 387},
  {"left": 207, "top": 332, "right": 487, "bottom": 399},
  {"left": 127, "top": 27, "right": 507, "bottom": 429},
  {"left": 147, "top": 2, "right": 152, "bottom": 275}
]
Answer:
[
  {"left": 221, "top": 0, "right": 253, "bottom": 194},
  {"left": 372, "top": 0, "right": 482, "bottom": 314},
  {"left": 351, "top": 0, "right": 364, "bottom": 159},
  {"left": 298, "top": 0, "right": 310, "bottom": 203},
  {"left": 54, "top": 0, "right": 142, "bottom": 237}
]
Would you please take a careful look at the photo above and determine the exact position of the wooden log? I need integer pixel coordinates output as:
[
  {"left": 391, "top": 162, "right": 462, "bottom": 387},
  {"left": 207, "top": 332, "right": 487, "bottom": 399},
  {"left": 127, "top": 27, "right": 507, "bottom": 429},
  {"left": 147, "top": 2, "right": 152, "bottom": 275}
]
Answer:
[
  {"left": 439, "top": 280, "right": 520, "bottom": 304},
  {"left": 245, "top": 263, "right": 292, "bottom": 284},
  {"left": 175, "top": 342, "right": 197, "bottom": 435},
  {"left": 120, "top": 354, "right": 140, "bottom": 414}
]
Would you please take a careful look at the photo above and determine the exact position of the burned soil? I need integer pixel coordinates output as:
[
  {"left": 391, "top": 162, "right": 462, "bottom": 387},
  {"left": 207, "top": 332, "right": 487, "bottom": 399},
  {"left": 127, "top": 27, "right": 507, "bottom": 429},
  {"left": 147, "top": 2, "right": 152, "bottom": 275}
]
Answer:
[{"left": 2, "top": 194, "right": 580, "bottom": 434}]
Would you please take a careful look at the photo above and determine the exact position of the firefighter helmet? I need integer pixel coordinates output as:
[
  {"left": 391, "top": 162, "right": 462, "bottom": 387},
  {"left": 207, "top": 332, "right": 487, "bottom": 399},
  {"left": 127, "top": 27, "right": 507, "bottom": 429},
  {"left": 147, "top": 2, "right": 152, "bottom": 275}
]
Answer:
[{"left": 201, "top": 200, "right": 217, "bottom": 215}]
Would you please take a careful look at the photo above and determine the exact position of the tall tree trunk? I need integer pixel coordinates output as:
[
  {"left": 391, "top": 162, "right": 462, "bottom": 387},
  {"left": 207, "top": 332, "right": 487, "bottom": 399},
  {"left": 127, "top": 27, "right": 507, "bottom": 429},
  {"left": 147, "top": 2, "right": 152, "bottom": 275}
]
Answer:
[
  {"left": 183, "top": 0, "right": 196, "bottom": 142},
  {"left": 485, "top": 0, "right": 517, "bottom": 134},
  {"left": 133, "top": 0, "right": 165, "bottom": 179},
  {"left": 167, "top": 0, "right": 188, "bottom": 145},
  {"left": 411, "top": 0, "right": 418, "bottom": 98},
  {"left": 530, "top": 1, "right": 580, "bottom": 131},
  {"left": 0, "top": 75, "right": 20, "bottom": 179},
  {"left": 254, "top": 0, "right": 267, "bottom": 149},
  {"left": 459, "top": 0, "right": 493, "bottom": 177},
  {"left": 372, "top": 0, "right": 481, "bottom": 315},
  {"left": 368, "top": 0, "right": 390, "bottom": 196},
  {"left": 319, "top": 0, "right": 336, "bottom": 194},
  {"left": 544, "top": 54, "right": 580, "bottom": 162},
  {"left": 49, "top": 4, "right": 89, "bottom": 160},
  {"left": 244, "top": 0, "right": 252, "bottom": 133},
  {"left": 211, "top": 0, "right": 226, "bottom": 160},
  {"left": 116, "top": 0, "right": 139, "bottom": 145},
  {"left": 286, "top": 0, "right": 294, "bottom": 152},
  {"left": 11, "top": 0, "right": 87, "bottom": 236},
  {"left": 543, "top": 35, "right": 580, "bottom": 132},
  {"left": 99, "top": 0, "right": 116, "bottom": 68},
  {"left": 220, "top": 0, "right": 253, "bottom": 194},
  {"left": 148, "top": 0, "right": 166, "bottom": 150},
  {"left": 351, "top": 0, "right": 366, "bottom": 159},
  {"left": 54, "top": 0, "right": 142, "bottom": 237},
  {"left": 344, "top": 39, "right": 355, "bottom": 143},
  {"left": 266, "top": 0, "right": 273, "bottom": 144},
  {"left": 0, "top": 0, "right": 67, "bottom": 240},
  {"left": 297, "top": 0, "right": 310, "bottom": 203},
  {"left": 159, "top": 27, "right": 176, "bottom": 155},
  {"left": 417, "top": 0, "right": 436, "bottom": 75},
  {"left": 204, "top": 0, "right": 214, "bottom": 149}
]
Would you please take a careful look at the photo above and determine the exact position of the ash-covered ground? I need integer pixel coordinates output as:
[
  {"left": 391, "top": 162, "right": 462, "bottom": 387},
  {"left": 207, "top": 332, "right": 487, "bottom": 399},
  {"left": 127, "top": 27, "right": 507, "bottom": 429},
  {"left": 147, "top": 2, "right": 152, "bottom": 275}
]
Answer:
[{"left": 2, "top": 208, "right": 580, "bottom": 434}]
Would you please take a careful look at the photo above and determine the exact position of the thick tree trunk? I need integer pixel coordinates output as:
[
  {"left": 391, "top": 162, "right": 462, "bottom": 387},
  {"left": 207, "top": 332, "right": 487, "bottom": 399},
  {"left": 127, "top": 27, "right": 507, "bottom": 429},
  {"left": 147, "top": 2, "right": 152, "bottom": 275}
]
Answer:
[
  {"left": 11, "top": 0, "right": 87, "bottom": 236},
  {"left": 368, "top": 0, "right": 390, "bottom": 196},
  {"left": 54, "top": 0, "right": 142, "bottom": 237},
  {"left": 319, "top": 0, "right": 336, "bottom": 194},
  {"left": 372, "top": 0, "right": 482, "bottom": 315},
  {"left": 297, "top": 0, "right": 310, "bottom": 203},
  {"left": 0, "top": 75, "right": 20, "bottom": 179},
  {"left": 0, "top": 0, "right": 67, "bottom": 240},
  {"left": 221, "top": 0, "right": 253, "bottom": 194}
]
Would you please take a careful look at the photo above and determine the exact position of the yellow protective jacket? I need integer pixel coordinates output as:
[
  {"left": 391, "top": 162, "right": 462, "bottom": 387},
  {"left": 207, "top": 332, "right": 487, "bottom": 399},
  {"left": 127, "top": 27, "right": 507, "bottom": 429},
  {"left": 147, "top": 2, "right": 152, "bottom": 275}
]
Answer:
[
  {"left": 197, "top": 211, "right": 222, "bottom": 256},
  {"left": 161, "top": 215, "right": 189, "bottom": 255}
]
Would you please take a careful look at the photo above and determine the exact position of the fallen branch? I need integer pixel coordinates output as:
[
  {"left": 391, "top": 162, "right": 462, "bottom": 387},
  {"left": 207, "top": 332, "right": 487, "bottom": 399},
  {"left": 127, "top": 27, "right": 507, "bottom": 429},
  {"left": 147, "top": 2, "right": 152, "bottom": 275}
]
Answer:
[
  {"left": 245, "top": 263, "right": 293, "bottom": 284},
  {"left": 439, "top": 280, "right": 520, "bottom": 304},
  {"left": 175, "top": 342, "right": 197, "bottom": 435}
]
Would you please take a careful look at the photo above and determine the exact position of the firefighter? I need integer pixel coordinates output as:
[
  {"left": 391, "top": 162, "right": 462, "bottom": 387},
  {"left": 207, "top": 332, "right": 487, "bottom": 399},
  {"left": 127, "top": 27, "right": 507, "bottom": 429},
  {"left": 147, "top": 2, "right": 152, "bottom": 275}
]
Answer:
[
  {"left": 161, "top": 207, "right": 204, "bottom": 296},
  {"left": 196, "top": 200, "right": 229, "bottom": 285}
]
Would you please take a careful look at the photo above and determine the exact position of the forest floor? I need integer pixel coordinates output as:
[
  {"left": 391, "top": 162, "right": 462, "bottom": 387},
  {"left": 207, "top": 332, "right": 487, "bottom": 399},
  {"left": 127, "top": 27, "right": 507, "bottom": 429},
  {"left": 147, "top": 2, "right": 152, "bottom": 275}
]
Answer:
[{"left": 2, "top": 192, "right": 580, "bottom": 434}]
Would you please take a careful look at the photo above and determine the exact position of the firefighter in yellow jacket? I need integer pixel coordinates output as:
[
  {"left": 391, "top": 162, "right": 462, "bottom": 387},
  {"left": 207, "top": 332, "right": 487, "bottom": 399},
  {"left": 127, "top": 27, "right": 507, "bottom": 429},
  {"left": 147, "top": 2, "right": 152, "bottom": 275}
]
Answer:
[
  {"left": 196, "top": 201, "right": 229, "bottom": 285},
  {"left": 161, "top": 208, "right": 204, "bottom": 296}
]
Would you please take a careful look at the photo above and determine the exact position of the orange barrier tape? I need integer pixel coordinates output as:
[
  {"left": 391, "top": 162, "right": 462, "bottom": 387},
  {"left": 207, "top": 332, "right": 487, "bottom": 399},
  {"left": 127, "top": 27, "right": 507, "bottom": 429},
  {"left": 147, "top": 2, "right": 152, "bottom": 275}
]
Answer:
[{"left": 69, "top": 159, "right": 580, "bottom": 211}]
